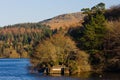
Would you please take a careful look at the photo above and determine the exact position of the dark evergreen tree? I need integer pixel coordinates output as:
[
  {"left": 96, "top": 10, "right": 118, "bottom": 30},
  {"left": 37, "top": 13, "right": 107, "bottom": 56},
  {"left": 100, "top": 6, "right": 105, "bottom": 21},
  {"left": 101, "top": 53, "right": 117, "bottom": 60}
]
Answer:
[{"left": 79, "top": 13, "right": 107, "bottom": 51}]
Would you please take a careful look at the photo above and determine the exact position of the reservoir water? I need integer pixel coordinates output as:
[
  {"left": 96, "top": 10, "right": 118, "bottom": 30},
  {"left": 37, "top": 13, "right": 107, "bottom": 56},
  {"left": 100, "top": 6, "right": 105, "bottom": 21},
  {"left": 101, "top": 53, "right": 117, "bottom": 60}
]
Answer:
[{"left": 0, "top": 59, "right": 119, "bottom": 80}]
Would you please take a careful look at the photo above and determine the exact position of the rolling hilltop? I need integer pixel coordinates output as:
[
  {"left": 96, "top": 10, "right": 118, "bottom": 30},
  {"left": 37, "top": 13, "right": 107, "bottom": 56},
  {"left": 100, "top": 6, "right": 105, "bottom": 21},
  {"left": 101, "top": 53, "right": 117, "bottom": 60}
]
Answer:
[
  {"left": 0, "top": 12, "right": 85, "bottom": 36},
  {"left": 40, "top": 12, "right": 85, "bottom": 29}
]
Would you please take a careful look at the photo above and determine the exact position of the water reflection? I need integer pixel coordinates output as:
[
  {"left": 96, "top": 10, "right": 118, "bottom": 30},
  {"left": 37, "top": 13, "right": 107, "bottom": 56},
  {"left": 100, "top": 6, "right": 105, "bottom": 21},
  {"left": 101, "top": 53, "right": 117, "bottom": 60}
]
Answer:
[
  {"left": 0, "top": 59, "right": 119, "bottom": 80},
  {"left": 71, "top": 72, "right": 120, "bottom": 80},
  {"left": 31, "top": 72, "right": 120, "bottom": 80}
]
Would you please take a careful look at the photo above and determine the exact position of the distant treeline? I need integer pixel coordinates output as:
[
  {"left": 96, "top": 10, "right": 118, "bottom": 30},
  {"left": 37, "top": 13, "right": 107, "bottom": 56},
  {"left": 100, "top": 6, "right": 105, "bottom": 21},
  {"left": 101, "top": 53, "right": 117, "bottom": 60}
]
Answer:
[{"left": 0, "top": 23, "right": 54, "bottom": 58}]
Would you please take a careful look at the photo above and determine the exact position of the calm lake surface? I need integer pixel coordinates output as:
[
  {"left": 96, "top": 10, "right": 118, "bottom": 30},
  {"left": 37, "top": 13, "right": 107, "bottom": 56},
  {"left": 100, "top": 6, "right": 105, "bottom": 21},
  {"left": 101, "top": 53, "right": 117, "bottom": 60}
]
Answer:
[{"left": 0, "top": 59, "right": 119, "bottom": 80}]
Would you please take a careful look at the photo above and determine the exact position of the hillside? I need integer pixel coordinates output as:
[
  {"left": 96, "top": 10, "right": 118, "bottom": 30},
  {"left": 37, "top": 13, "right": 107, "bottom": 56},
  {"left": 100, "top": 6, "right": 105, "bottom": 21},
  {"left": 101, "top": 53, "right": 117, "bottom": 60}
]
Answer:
[
  {"left": 40, "top": 12, "right": 85, "bottom": 29},
  {"left": 0, "top": 11, "right": 85, "bottom": 58}
]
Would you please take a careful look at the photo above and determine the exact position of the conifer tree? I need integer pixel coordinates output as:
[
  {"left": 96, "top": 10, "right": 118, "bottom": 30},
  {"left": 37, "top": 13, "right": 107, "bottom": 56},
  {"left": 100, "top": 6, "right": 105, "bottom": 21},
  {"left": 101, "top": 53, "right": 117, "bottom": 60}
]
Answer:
[{"left": 79, "top": 3, "right": 107, "bottom": 53}]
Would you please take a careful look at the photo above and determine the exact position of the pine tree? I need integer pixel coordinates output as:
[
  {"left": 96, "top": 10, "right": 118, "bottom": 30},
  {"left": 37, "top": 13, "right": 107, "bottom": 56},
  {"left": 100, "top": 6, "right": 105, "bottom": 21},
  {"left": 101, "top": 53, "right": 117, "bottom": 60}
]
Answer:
[{"left": 79, "top": 3, "right": 107, "bottom": 53}]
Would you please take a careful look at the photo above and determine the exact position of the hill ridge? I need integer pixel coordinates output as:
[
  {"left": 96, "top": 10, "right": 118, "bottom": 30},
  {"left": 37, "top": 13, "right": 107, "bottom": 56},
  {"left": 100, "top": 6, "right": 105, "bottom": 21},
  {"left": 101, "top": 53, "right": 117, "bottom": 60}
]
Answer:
[{"left": 39, "top": 12, "right": 85, "bottom": 29}]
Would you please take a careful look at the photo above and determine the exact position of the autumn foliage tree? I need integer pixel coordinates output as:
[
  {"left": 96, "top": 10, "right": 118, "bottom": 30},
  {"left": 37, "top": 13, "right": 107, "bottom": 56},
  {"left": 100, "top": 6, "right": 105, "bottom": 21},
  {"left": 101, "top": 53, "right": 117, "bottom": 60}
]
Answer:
[
  {"left": 103, "top": 20, "right": 120, "bottom": 71},
  {"left": 30, "top": 33, "right": 91, "bottom": 73},
  {"left": 30, "top": 33, "right": 77, "bottom": 66}
]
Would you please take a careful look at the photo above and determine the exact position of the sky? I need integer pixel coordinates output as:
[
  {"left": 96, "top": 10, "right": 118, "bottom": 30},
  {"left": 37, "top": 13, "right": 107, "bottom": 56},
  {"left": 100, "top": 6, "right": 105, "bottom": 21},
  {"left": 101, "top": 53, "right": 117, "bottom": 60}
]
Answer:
[{"left": 0, "top": 0, "right": 120, "bottom": 27}]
